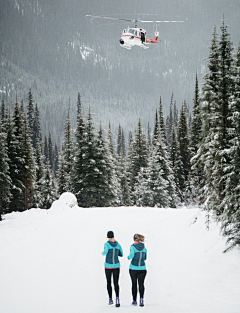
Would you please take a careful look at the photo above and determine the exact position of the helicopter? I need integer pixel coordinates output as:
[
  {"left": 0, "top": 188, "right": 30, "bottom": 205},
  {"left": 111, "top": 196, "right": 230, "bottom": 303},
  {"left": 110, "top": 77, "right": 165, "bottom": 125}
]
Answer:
[{"left": 86, "top": 15, "right": 184, "bottom": 50}]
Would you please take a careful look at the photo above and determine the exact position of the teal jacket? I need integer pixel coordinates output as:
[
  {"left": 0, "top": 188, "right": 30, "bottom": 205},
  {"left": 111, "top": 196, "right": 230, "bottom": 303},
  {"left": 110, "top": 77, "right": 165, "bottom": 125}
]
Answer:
[
  {"left": 102, "top": 241, "right": 123, "bottom": 268},
  {"left": 127, "top": 242, "right": 147, "bottom": 270}
]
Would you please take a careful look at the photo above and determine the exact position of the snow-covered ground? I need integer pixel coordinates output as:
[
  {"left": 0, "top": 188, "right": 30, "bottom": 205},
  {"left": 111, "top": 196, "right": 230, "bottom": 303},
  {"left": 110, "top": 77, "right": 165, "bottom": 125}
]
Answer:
[{"left": 0, "top": 192, "right": 240, "bottom": 313}]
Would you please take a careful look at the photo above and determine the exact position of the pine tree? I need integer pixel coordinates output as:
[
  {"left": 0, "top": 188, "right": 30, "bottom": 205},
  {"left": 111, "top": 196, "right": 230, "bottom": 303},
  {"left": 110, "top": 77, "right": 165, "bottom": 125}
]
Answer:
[
  {"left": 134, "top": 167, "right": 153, "bottom": 207},
  {"left": 58, "top": 109, "right": 74, "bottom": 193},
  {"left": 121, "top": 128, "right": 126, "bottom": 159},
  {"left": 20, "top": 115, "right": 35, "bottom": 209},
  {"left": 128, "top": 119, "right": 149, "bottom": 203},
  {"left": 105, "top": 125, "right": 121, "bottom": 206},
  {"left": 220, "top": 41, "right": 240, "bottom": 250},
  {"left": 58, "top": 153, "right": 66, "bottom": 196},
  {"left": 173, "top": 101, "right": 178, "bottom": 128},
  {"left": 166, "top": 93, "right": 174, "bottom": 146},
  {"left": 152, "top": 109, "right": 159, "bottom": 146},
  {"left": 52, "top": 143, "right": 59, "bottom": 176},
  {"left": 196, "top": 26, "right": 220, "bottom": 209},
  {"left": 80, "top": 107, "right": 99, "bottom": 207},
  {"left": 147, "top": 122, "right": 152, "bottom": 154},
  {"left": 20, "top": 100, "right": 24, "bottom": 118},
  {"left": 205, "top": 21, "right": 234, "bottom": 216},
  {"left": 41, "top": 164, "right": 57, "bottom": 209},
  {"left": 170, "top": 126, "right": 185, "bottom": 202},
  {"left": 0, "top": 118, "right": 12, "bottom": 218},
  {"left": 92, "top": 124, "right": 120, "bottom": 207},
  {"left": 1, "top": 99, "right": 7, "bottom": 132},
  {"left": 118, "top": 156, "right": 132, "bottom": 206},
  {"left": 48, "top": 133, "right": 54, "bottom": 169},
  {"left": 27, "top": 88, "right": 34, "bottom": 142},
  {"left": 152, "top": 126, "right": 176, "bottom": 208},
  {"left": 71, "top": 100, "right": 86, "bottom": 205},
  {"left": 32, "top": 103, "right": 42, "bottom": 149},
  {"left": 43, "top": 135, "right": 49, "bottom": 164},
  {"left": 128, "top": 131, "right": 133, "bottom": 156},
  {"left": 33, "top": 139, "right": 45, "bottom": 208},
  {"left": 107, "top": 122, "right": 114, "bottom": 156},
  {"left": 159, "top": 96, "right": 167, "bottom": 145},
  {"left": 77, "top": 92, "right": 81, "bottom": 122},
  {"left": 190, "top": 73, "right": 203, "bottom": 196},
  {"left": 177, "top": 103, "right": 191, "bottom": 198},
  {"left": 117, "top": 124, "right": 122, "bottom": 159},
  {"left": 7, "top": 97, "right": 25, "bottom": 212}
]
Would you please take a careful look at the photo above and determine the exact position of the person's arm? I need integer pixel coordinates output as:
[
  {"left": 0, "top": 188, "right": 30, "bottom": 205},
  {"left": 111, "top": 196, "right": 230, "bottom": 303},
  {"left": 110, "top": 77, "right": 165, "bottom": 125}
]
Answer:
[
  {"left": 102, "top": 243, "right": 109, "bottom": 256},
  {"left": 127, "top": 246, "right": 135, "bottom": 260},
  {"left": 145, "top": 248, "right": 147, "bottom": 260},
  {"left": 118, "top": 244, "right": 123, "bottom": 257}
]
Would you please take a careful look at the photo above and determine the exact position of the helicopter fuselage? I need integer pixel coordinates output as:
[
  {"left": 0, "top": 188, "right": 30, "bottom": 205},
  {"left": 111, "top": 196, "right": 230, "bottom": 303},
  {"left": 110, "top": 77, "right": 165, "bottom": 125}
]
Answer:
[{"left": 119, "top": 27, "right": 160, "bottom": 50}]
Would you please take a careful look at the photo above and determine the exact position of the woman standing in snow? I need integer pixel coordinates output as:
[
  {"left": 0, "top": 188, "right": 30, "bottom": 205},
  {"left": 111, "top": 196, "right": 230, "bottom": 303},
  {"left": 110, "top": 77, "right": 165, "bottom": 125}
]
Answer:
[
  {"left": 102, "top": 231, "right": 123, "bottom": 307},
  {"left": 127, "top": 234, "right": 147, "bottom": 307}
]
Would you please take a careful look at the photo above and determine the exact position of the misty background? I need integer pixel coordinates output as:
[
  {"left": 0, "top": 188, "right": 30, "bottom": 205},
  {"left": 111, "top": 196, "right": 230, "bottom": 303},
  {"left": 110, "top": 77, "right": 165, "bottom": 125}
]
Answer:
[{"left": 0, "top": 0, "right": 240, "bottom": 145}]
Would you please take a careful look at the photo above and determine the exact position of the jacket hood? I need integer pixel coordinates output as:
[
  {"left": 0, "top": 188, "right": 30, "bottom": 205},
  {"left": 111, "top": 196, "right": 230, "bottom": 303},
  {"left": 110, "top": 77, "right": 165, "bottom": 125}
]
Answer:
[
  {"left": 133, "top": 242, "right": 145, "bottom": 251},
  {"left": 108, "top": 241, "right": 118, "bottom": 247}
]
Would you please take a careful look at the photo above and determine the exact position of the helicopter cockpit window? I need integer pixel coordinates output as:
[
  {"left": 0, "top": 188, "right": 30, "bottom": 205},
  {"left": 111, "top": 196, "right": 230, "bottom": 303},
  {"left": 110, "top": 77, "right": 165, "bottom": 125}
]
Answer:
[{"left": 129, "top": 29, "right": 135, "bottom": 35}]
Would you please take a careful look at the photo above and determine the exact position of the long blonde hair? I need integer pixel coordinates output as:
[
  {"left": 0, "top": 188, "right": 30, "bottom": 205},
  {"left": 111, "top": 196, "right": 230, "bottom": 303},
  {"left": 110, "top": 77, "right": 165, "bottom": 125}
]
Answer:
[{"left": 134, "top": 234, "right": 145, "bottom": 242}]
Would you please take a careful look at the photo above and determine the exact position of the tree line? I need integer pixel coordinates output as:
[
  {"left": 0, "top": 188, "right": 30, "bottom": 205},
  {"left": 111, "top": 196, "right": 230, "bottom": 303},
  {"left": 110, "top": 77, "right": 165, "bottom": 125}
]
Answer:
[{"left": 0, "top": 20, "right": 239, "bottom": 250}]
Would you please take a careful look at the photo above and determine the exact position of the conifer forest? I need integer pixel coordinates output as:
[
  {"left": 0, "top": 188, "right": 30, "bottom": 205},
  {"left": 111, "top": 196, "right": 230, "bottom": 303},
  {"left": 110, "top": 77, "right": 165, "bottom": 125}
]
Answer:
[
  {"left": 1, "top": 0, "right": 240, "bottom": 258},
  {"left": 1, "top": 19, "right": 240, "bottom": 251}
]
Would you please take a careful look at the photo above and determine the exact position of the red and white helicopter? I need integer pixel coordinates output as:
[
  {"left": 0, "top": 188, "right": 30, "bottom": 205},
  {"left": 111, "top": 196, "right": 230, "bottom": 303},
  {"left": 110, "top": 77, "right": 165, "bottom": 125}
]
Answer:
[{"left": 86, "top": 15, "right": 184, "bottom": 50}]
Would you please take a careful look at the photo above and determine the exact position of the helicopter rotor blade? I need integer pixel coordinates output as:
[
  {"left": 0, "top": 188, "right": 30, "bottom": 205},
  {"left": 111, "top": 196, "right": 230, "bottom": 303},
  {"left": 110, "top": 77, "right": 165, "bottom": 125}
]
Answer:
[
  {"left": 86, "top": 15, "right": 134, "bottom": 23},
  {"left": 86, "top": 15, "right": 184, "bottom": 24},
  {"left": 139, "top": 20, "right": 184, "bottom": 23}
]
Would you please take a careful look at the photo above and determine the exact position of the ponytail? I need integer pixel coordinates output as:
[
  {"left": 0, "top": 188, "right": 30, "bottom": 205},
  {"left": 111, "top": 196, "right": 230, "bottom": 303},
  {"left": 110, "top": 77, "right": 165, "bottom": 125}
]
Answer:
[{"left": 134, "top": 234, "right": 145, "bottom": 242}]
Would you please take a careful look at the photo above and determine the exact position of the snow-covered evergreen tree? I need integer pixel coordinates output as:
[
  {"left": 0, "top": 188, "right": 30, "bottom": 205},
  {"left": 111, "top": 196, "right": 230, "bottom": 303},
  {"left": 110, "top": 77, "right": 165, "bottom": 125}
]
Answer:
[
  {"left": 58, "top": 109, "right": 74, "bottom": 193},
  {"left": 27, "top": 88, "right": 34, "bottom": 142},
  {"left": 1, "top": 100, "right": 7, "bottom": 132},
  {"left": 196, "top": 26, "right": 220, "bottom": 210},
  {"left": 166, "top": 93, "right": 174, "bottom": 147},
  {"left": 0, "top": 118, "right": 12, "bottom": 218},
  {"left": 117, "top": 124, "right": 122, "bottom": 159},
  {"left": 220, "top": 41, "right": 240, "bottom": 250},
  {"left": 71, "top": 100, "right": 86, "bottom": 205},
  {"left": 32, "top": 103, "right": 42, "bottom": 150},
  {"left": 118, "top": 156, "right": 132, "bottom": 206},
  {"left": 20, "top": 115, "right": 35, "bottom": 209},
  {"left": 92, "top": 124, "right": 120, "bottom": 207},
  {"left": 128, "top": 118, "right": 148, "bottom": 203},
  {"left": 190, "top": 73, "right": 203, "bottom": 197},
  {"left": 7, "top": 98, "right": 25, "bottom": 212},
  {"left": 43, "top": 135, "right": 49, "bottom": 164},
  {"left": 77, "top": 107, "right": 98, "bottom": 207},
  {"left": 159, "top": 96, "right": 167, "bottom": 145},
  {"left": 77, "top": 92, "right": 81, "bottom": 123},
  {"left": 48, "top": 133, "right": 54, "bottom": 169},
  {"left": 33, "top": 139, "right": 45, "bottom": 208},
  {"left": 177, "top": 103, "right": 191, "bottom": 196},
  {"left": 41, "top": 163, "right": 57, "bottom": 209},
  {"left": 170, "top": 126, "right": 184, "bottom": 202},
  {"left": 173, "top": 101, "right": 178, "bottom": 129}
]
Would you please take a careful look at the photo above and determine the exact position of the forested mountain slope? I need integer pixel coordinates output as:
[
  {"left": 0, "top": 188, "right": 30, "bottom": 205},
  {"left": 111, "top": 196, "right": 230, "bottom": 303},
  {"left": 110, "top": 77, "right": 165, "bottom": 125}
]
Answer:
[{"left": 0, "top": 0, "right": 240, "bottom": 141}]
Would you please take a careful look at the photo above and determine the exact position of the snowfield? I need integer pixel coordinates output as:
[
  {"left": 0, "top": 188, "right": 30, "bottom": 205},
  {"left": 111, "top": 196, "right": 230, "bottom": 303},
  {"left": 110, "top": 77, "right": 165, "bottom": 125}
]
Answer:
[{"left": 0, "top": 192, "right": 240, "bottom": 313}]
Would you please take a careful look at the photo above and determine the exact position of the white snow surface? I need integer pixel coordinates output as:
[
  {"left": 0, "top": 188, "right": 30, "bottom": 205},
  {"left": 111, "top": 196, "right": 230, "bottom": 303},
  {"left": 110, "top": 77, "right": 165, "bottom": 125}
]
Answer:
[{"left": 0, "top": 192, "right": 240, "bottom": 313}]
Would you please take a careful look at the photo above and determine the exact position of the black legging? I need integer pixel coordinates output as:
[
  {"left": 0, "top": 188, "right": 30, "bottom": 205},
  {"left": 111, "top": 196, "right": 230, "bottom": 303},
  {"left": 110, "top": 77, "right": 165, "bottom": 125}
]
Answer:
[
  {"left": 129, "top": 269, "right": 147, "bottom": 301},
  {"left": 105, "top": 268, "right": 120, "bottom": 299}
]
